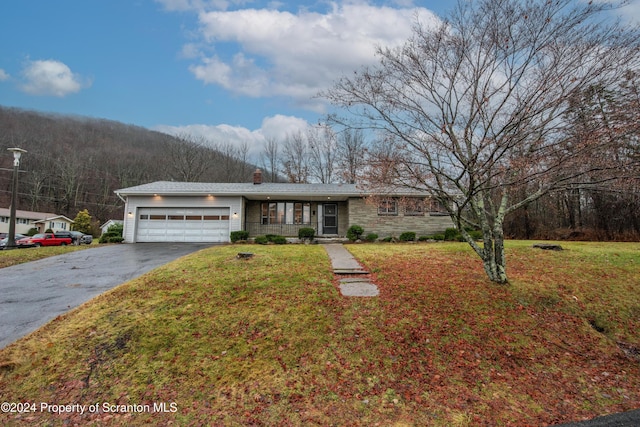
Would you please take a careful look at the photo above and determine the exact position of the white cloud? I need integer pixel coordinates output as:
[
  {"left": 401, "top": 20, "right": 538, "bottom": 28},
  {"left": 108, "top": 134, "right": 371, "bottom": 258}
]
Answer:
[
  {"left": 20, "top": 59, "right": 90, "bottom": 97},
  {"left": 154, "top": 114, "right": 310, "bottom": 161},
  {"left": 0, "top": 69, "right": 9, "bottom": 81},
  {"left": 187, "top": 3, "right": 440, "bottom": 109},
  {"left": 260, "top": 114, "right": 309, "bottom": 140},
  {"left": 619, "top": 2, "right": 640, "bottom": 24}
]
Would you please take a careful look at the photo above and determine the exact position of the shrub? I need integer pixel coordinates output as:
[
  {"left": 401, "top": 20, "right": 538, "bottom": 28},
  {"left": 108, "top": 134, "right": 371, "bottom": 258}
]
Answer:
[
  {"left": 271, "top": 235, "right": 287, "bottom": 245},
  {"left": 255, "top": 234, "right": 287, "bottom": 244},
  {"left": 27, "top": 228, "right": 39, "bottom": 236},
  {"left": 380, "top": 236, "right": 394, "bottom": 242},
  {"left": 418, "top": 235, "right": 430, "bottom": 241},
  {"left": 468, "top": 230, "right": 483, "bottom": 241},
  {"left": 365, "top": 233, "right": 378, "bottom": 242},
  {"left": 346, "top": 225, "right": 364, "bottom": 241},
  {"left": 399, "top": 231, "right": 416, "bottom": 242},
  {"left": 444, "top": 228, "right": 459, "bottom": 241},
  {"left": 298, "top": 227, "right": 315, "bottom": 241},
  {"left": 432, "top": 234, "right": 445, "bottom": 241},
  {"left": 254, "top": 235, "right": 269, "bottom": 245},
  {"left": 230, "top": 230, "right": 249, "bottom": 243},
  {"left": 99, "top": 235, "right": 124, "bottom": 243},
  {"left": 73, "top": 209, "right": 93, "bottom": 235},
  {"left": 99, "top": 223, "right": 124, "bottom": 244}
]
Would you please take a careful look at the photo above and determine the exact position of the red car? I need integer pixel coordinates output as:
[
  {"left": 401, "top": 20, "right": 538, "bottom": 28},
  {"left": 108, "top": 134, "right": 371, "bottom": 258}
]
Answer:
[{"left": 16, "top": 233, "right": 72, "bottom": 248}]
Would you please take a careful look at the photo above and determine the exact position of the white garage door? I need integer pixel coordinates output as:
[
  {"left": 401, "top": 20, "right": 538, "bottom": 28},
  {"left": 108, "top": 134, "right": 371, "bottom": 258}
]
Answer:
[{"left": 136, "top": 208, "right": 230, "bottom": 242}]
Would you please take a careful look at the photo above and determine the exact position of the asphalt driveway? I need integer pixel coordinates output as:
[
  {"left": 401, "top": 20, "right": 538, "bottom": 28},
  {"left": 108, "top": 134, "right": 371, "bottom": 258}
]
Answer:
[{"left": 0, "top": 243, "right": 214, "bottom": 349}]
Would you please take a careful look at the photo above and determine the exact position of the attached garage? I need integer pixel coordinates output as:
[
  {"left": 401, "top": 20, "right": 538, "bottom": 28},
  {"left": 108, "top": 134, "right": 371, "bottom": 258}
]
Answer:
[{"left": 136, "top": 207, "right": 230, "bottom": 243}]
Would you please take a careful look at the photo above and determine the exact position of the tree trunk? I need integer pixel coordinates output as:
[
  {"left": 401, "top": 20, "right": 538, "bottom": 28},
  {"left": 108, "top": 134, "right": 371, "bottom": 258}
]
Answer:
[
  {"left": 463, "top": 194, "right": 509, "bottom": 284},
  {"left": 488, "top": 231, "right": 508, "bottom": 284}
]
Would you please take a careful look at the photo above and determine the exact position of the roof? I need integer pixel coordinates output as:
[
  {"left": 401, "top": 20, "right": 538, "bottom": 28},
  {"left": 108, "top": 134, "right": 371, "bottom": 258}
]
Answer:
[
  {"left": 33, "top": 215, "right": 75, "bottom": 224},
  {"left": 115, "top": 181, "right": 433, "bottom": 201},
  {"left": 116, "top": 181, "right": 364, "bottom": 201},
  {"left": 0, "top": 208, "right": 58, "bottom": 220},
  {"left": 100, "top": 219, "right": 123, "bottom": 228}
]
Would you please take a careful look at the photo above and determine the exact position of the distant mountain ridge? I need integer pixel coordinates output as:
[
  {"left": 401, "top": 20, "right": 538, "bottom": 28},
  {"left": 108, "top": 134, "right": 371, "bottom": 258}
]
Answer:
[{"left": 0, "top": 106, "right": 258, "bottom": 225}]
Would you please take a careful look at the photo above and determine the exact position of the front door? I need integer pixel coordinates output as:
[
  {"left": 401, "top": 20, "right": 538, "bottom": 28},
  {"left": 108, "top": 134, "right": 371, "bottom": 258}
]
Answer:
[{"left": 323, "top": 203, "right": 338, "bottom": 235}]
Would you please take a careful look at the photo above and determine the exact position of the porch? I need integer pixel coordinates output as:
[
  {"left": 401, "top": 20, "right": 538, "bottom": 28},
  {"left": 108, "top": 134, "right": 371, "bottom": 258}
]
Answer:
[
  {"left": 243, "top": 200, "right": 348, "bottom": 237},
  {"left": 245, "top": 222, "right": 318, "bottom": 237}
]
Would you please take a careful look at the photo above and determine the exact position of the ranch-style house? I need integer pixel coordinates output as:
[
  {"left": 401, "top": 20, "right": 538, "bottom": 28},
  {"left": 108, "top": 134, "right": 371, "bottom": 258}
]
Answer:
[{"left": 115, "top": 170, "right": 454, "bottom": 243}]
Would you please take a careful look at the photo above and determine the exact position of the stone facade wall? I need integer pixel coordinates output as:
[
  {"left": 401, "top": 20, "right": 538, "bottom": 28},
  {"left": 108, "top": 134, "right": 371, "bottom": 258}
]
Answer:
[
  {"left": 347, "top": 197, "right": 453, "bottom": 238},
  {"left": 243, "top": 198, "right": 451, "bottom": 238},
  {"left": 336, "top": 202, "right": 349, "bottom": 236}
]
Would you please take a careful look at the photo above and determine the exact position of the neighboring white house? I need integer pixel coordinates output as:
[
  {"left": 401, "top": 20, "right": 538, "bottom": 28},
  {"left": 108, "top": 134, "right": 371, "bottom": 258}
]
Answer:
[
  {"left": 0, "top": 208, "right": 73, "bottom": 235},
  {"left": 100, "top": 219, "right": 123, "bottom": 235},
  {"left": 33, "top": 215, "right": 75, "bottom": 233},
  {"left": 114, "top": 170, "right": 454, "bottom": 244}
]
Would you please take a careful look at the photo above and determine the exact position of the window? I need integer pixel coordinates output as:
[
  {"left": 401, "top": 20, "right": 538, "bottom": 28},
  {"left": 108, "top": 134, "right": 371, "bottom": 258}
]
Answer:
[
  {"left": 277, "top": 202, "right": 286, "bottom": 224},
  {"left": 428, "top": 198, "right": 448, "bottom": 215},
  {"left": 404, "top": 198, "right": 425, "bottom": 216},
  {"left": 378, "top": 199, "right": 398, "bottom": 216},
  {"left": 261, "top": 202, "right": 311, "bottom": 224}
]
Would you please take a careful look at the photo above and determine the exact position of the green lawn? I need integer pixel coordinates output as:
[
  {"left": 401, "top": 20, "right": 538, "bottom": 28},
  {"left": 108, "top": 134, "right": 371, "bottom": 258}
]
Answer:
[
  {"left": 0, "top": 241, "right": 638, "bottom": 426},
  {"left": 0, "top": 243, "right": 96, "bottom": 269}
]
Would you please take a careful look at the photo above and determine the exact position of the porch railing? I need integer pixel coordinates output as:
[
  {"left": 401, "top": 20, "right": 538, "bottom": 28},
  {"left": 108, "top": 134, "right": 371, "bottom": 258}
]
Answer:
[{"left": 245, "top": 222, "right": 317, "bottom": 237}]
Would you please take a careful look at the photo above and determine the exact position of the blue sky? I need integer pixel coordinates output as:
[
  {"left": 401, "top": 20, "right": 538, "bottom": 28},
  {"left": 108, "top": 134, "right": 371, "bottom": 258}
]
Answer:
[{"left": 1, "top": 1, "right": 638, "bottom": 161}]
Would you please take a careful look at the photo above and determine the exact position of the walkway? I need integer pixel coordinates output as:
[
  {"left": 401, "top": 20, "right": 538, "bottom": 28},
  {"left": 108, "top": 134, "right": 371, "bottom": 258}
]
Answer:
[{"left": 322, "top": 244, "right": 379, "bottom": 297}]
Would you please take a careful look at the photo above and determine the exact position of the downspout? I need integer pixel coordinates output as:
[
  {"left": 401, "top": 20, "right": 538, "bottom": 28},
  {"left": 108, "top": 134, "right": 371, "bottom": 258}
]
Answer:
[{"left": 115, "top": 192, "right": 129, "bottom": 242}]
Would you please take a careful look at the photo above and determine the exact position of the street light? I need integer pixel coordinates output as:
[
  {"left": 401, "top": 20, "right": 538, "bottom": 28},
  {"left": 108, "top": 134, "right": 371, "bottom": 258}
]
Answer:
[{"left": 6, "top": 147, "right": 27, "bottom": 250}]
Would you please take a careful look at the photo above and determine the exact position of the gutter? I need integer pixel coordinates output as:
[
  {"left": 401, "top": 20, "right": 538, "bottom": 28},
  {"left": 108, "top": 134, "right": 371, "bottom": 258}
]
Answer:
[{"left": 115, "top": 192, "right": 126, "bottom": 203}]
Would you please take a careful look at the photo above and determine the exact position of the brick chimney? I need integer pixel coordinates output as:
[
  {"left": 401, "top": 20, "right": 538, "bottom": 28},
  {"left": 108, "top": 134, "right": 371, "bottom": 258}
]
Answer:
[{"left": 253, "top": 169, "right": 263, "bottom": 185}]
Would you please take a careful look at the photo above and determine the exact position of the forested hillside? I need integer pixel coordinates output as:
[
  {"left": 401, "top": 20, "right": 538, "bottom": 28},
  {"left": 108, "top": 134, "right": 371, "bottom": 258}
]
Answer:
[
  {"left": 0, "top": 106, "right": 257, "bottom": 225},
  {"left": 1, "top": 106, "right": 638, "bottom": 240}
]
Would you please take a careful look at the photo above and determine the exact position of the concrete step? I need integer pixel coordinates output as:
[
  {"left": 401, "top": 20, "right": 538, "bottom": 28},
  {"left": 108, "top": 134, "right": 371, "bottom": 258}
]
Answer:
[
  {"left": 322, "top": 243, "right": 379, "bottom": 297},
  {"left": 334, "top": 268, "right": 369, "bottom": 275}
]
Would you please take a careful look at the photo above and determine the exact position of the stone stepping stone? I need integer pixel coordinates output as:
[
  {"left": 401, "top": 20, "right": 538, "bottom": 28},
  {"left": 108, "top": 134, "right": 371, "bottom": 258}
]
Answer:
[{"left": 339, "top": 278, "right": 379, "bottom": 297}]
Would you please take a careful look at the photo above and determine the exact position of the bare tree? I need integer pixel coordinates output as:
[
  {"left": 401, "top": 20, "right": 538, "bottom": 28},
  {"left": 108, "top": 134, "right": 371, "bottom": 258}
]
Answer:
[
  {"left": 260, "top": 137, "right": 280, "bottom": 182},
  {"left": 281, "top": 132, "right": 310, "bottom": 183},
  {"left": 214, "top": 141, "right": 246, "bottom": 182},
  {"left": 336, "top": 128, "right": 368, "bottom": 184},
  {"left": 308, "top": 124, "right": 337, "bottom": 183},
  {"left": 55, "top": 151, "right": 85, "bottom": 212},
  {"left": 235, "top": 141, "right": 250, "bottom": 180},
  {"left": 163, "top": 134, "right": 215, "bottom": 182},
  {"left": 324, "top": 0, "right": 640, "bottom": 283}
]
